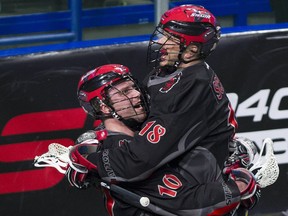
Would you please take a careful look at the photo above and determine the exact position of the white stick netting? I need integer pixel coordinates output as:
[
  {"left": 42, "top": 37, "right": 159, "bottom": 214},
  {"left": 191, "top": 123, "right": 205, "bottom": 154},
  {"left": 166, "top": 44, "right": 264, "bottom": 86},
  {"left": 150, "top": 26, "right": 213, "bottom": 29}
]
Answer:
[
  {"left": 249, "top": 138, "right": 279, "bottom": 188},
  {"left": 34, "top": 143, "right": 71, "bottom": 174}
]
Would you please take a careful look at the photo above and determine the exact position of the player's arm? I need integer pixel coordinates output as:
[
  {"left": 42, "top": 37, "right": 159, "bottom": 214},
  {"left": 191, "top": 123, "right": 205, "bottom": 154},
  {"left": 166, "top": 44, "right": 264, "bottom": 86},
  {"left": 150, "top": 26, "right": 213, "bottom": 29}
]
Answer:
[
  {"left": 87, "top": 75, "right": 225, "bottom": 182},
  {"left": 87, "top": 112, "right": 209, "bottom": 182}
]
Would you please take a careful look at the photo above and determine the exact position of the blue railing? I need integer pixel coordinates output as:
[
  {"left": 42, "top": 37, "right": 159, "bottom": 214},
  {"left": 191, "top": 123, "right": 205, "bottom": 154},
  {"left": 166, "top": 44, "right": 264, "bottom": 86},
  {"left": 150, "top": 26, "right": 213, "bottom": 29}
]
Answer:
[
  {"left": 0, "top": 0, "right": 273, "bottom": 46},
  {"left": 0, "top": 0, "right": 82, "bottom": 45}
]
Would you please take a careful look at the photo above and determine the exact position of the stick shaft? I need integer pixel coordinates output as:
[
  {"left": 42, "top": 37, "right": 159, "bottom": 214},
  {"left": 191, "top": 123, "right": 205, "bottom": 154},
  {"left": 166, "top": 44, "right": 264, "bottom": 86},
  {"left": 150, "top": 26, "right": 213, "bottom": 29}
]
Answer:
[{"left": 101, "top": 182, "right": 177, "bottom": 216}]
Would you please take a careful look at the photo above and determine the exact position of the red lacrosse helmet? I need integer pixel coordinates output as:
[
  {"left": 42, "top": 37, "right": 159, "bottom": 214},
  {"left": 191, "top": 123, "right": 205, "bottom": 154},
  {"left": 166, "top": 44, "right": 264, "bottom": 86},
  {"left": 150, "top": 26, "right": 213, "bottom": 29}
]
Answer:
[
  {"left": 148, "top": 4, "right": 221, "bottom": 67},
  {"left": 77, "top": 64, "right": 149, "bottom": 121},
  {"left": 160, "top": 4, "right": 219, "bottom": 45}
]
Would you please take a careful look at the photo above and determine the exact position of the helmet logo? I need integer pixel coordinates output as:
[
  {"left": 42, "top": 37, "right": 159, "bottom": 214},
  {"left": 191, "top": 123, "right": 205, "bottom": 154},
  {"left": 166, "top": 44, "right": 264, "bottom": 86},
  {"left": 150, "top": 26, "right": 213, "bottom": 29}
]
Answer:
[
  {"left": 184, "top": 8, "right": 211, "bottom": 21},
  {"left": 159, "top": 72, "right": 182, "bottom": 93}
]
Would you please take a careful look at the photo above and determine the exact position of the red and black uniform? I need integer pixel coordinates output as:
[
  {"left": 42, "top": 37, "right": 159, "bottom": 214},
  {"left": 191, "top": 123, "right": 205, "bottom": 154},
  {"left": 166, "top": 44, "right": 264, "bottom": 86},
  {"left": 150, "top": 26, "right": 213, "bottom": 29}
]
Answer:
[
  {"left": 89, "top": 62, "right": 237, "bottom": 182},
  {"left": 87, "top": 62, "right": 241, "bottom": 215},
  {"left": 98, "top": 131, "right": 240, "bottom": 216}
]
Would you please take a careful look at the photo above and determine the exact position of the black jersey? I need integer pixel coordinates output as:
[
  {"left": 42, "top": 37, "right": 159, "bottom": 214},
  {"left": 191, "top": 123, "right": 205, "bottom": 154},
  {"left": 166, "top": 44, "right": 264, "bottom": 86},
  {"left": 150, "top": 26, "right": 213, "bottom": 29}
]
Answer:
[
  {"left": 98, "top": 132, "right": 241, "bottom": 216},
  {"left": 89, "top": 62, "right": 237, "bottom": 182}
]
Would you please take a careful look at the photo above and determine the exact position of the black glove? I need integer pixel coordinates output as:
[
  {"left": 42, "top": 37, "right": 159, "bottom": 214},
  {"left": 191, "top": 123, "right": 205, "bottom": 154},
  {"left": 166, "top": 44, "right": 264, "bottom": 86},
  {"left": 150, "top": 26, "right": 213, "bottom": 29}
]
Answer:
[{"left": 66, "top": 141, "right": 100, "bottom": 189}]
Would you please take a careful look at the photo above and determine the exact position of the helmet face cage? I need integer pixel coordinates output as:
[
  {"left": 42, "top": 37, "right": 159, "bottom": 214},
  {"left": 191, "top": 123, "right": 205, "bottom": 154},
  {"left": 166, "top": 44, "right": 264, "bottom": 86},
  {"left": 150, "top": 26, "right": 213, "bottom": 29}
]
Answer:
[
  {"left": 147, "top": 4, "right": 221, "bottom": 68},
  {"left": 78, "top": 68, "right": 126, "bottom": 118},
  {"left": 91, "top": 75, "right": 149, "bottom": 122},
  {"left": 147, "top": 26, "right": 183, "bottom": 68}
]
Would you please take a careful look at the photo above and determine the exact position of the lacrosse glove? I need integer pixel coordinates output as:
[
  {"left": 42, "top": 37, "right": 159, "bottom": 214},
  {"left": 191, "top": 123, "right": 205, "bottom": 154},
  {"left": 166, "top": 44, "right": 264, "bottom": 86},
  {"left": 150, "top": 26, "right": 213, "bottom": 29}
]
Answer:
[
  {"left": 230, "top": 168, "right": 261, "bottom": 210},
  {"left": 223, "top": 137, "right": 257, "bottom": 175},
  {"left": 66, "top": 139, "right": 100, "bottom": 189}
]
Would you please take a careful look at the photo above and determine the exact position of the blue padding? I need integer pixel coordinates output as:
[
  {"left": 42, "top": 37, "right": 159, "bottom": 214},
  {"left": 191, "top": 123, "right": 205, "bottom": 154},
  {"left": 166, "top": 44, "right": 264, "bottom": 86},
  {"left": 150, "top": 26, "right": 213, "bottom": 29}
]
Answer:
[
  {"left": 2, "top": 23, "right": 288, "bottom": 58},
  {"left": 0, "top": 12, "right": 71, "bottom": 35},
  {"left": 81, "top": 5, "right": 154, "bottom": 28},
  {"left": 170, "top": 0, "right": 272, "bottom": 14},
  {"left": 0, "top": 34, "right": 151, "bottom": 58},
  {"left": 0, "top": 5, "right": 154, "bottom": 35},
  {"left": 1, "top": 23, "right": 288, "bottom": 58},
  {"left": 0, "top": 33, "right": 76, "bottom": 45}
]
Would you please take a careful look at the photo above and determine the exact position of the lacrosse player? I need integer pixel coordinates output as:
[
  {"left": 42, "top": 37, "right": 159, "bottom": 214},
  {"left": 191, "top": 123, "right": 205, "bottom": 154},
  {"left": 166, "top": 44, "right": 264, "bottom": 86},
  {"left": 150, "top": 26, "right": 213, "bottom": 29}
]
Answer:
[
  {"left": 67, "top": 63, "right": 260, "bottom": 215},
  {"left": 75, "top": 3, "right": 235, "bottom": 184},
  {"left": 69, "top": 4, "right": 262, "bottom": 215}
]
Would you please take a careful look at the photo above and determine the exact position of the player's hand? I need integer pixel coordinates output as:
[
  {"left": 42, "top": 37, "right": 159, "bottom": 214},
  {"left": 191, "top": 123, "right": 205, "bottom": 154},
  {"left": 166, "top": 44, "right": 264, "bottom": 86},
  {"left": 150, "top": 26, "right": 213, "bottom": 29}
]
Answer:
[
  {"left": 230, "top": 168, "right": 261, "bottom": 210},
  {"left": 223, "top": 137, "right": 257, "bottom": 174},
  {"left": 66, "top": 140, "right": 100, "bottom": 189}
]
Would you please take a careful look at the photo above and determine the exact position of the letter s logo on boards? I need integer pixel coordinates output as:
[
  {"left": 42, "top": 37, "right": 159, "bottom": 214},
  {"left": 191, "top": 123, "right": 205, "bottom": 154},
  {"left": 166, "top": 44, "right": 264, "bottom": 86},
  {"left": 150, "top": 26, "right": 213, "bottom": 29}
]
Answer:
[{"left": 0, "top": 108, "right": 93, "bottom": 195}]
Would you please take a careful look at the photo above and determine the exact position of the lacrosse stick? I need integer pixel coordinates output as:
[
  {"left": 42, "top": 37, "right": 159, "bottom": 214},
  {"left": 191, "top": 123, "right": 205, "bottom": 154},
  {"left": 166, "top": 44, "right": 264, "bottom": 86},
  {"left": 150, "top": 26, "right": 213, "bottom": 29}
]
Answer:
[
  {"left": 34, "top": 143, "right": 71, "bottom": 174},
  {"left": 249, "top": 138, "right": 279, "bottom": 188},
  {"left": 101, "top": 182, "right": 177, "bottom": 216},
  {"left": 34, "top": 138, "right": 100, "bottom": 173},
  {"left": 35, "top": 143, "right": 176, "bottom": 215}
]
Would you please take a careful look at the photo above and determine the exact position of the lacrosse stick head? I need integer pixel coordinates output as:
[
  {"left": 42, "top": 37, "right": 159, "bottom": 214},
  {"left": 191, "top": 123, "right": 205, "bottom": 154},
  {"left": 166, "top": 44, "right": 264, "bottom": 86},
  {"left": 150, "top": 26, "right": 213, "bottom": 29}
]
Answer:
[
  {"left": 249, "top": 138, "right": 279, "bottom": 188},
  {"left": 34, "top": 143, "right": 71, "bottom": 174}
]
